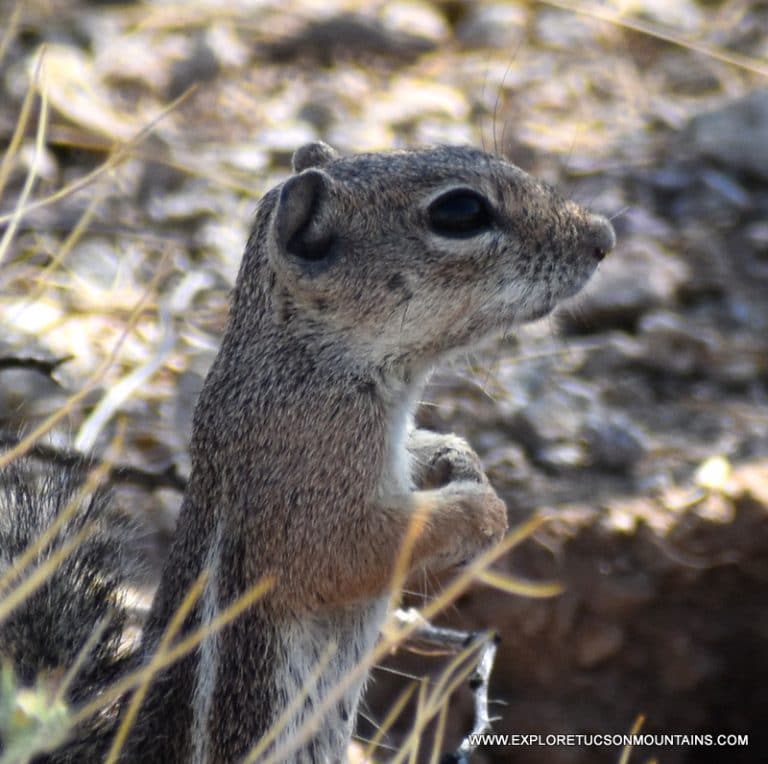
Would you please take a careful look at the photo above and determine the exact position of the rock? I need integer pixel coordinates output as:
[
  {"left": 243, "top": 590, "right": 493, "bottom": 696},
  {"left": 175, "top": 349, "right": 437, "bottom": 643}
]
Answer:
[
  {"left": 368, "top": 77, "right": 469, "bottom": 125},
  {"left": 661, "top": 50, "right": 721, "bottom": 95},
  {"left": 68, "top": 238, "right": 121, "bottom": 290},
  {"left": 700, "top": 168, "right": 751, "bottom": 209},
  {"left": 686, "top": 90, "right": 768, "bottom": 181},
  {"left": 218, "top": 143, "right": 269, "bottom": 174},
  {"left": 456, "top": 3, "right": 528, "bottom": 49},
  {"left": 0, "top": 368, "right": 68, "bottom": 421},
  {"left": 589, "top": 572, "right": 656, "bottom": 618},
  {"left": 205, "top": 23, "right": 251, "bottom": 69},
  {"left": 167, "top": 36, "right": 219, "bottom": 100},
  {"left": 658, "top": 633, "right": 716, "bottom": 692},
  {"left": 261, "top": 12, "right": 436, "bottom": 65},
  {"left": 297, "top": 100, "right": 336, "bottom": 132},
  {"left": 636, "top": 310, "right": 718, "bottom": 376},
  {"left": 257, "top": 124, "right": 318, "bottom": 162},
  {"left": 485, "top": 444, "right": 532, "bottom": 488},
  {"left": 581, "top": 418, "right": 646, "bottom": 473},
  {"left": 537, "top": 442, "right": 587, "bottom": 470},
  {"left": 380, "top": 2, "right": 450, "bottom": 45},
  {"left": 146, "top": 181, "right": 223, "bottom": 223},
  {"left": 628, "top": 0, "right": 703, "bottom": 31},
  {"left": 577, "top": 333, "right": 644, "bottom": 380},
  {"left": 533, "top": 6, "right": 602, "bottom": 49},
  {"left": 611, "top": 204, "right": 673, "bottom": 241},
  {"left": 503, "top": 381, "right": 595, "bottom": 453},
  {"left": 137, "top": 159, "right": 188, "bottom": 204},
  {"left": 744, "top": 220, "right": 768, "bottom": 248},
  {"left": 198, "top": 219, "right": 249, "bottom": 286}
]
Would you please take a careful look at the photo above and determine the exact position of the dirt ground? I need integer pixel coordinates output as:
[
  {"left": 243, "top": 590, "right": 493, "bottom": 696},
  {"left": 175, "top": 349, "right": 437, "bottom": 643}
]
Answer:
[{"left": 1, "top": 1, "right": 767, "bottom": 762}]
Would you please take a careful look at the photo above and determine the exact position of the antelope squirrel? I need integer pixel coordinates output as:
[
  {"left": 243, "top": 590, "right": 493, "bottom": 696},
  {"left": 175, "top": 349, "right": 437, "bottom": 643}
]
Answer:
[{"left": 0, "top": 142, "right": 614, "bottom": 762}]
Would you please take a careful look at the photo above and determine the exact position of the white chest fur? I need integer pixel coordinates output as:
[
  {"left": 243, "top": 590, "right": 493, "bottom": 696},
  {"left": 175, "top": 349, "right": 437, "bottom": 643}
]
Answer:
[{"left": 374, "top": 376, "right": 422, "bottom": 503}]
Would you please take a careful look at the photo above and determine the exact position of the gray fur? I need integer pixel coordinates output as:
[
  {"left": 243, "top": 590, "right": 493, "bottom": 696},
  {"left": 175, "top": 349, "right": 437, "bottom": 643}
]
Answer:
[{"left": 0, "top": 143, "right": 614, "bottom": 763}]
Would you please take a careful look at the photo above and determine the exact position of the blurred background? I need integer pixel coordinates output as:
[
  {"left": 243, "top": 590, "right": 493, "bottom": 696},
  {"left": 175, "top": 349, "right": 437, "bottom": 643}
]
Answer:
[{"left": 1, "top": 1, "right": 767, "bottom": 762}]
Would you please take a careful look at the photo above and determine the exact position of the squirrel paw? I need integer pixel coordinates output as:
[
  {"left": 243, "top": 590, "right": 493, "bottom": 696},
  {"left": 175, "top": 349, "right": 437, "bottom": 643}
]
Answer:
[
  {"left": 431, "top": 480, "right": 508, "bottom": 570},
  {"left": 409, "top": 431, "right": 489, "bottom": 489}
]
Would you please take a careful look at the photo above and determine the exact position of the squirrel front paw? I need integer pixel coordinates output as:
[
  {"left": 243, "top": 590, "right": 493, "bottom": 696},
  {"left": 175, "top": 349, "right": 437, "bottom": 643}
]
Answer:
[
  {"left": 429, "top": 480, "right": 508, "bottom": 571},
  {"left": 408, "top": 430, "right": 489, "bottom": 489}
]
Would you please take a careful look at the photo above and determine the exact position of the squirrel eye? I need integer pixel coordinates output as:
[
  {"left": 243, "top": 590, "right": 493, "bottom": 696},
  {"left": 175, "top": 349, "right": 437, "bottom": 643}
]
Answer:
[{"left": 427, "top": 189, "right": 493, "bottom": 238}]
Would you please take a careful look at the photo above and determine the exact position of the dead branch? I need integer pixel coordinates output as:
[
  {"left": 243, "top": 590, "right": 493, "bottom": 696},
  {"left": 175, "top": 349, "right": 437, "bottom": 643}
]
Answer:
[
  {"left": 0, "top": 355, "right": 72, "bottom": 378},
  {"left": 392, "top": 607, "right": 499, "bottom": 763},
  {"left": 0, "top": 438, "right": 187, "bottom": 492}
]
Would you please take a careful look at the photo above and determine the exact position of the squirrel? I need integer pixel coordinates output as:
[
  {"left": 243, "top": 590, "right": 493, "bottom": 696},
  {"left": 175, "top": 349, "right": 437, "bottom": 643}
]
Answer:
[{"left": 0, "top": 141, "right": 614, "bottom": 763}]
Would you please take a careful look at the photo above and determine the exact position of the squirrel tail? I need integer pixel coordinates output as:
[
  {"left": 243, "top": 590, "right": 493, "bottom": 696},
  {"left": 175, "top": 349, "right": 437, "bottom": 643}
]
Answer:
[{"left": 0, "top": 455, "right": 142, "bottom": 763}]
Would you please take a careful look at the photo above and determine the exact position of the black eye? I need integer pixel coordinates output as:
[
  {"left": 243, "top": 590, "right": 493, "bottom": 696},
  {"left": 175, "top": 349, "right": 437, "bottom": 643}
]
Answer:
[{"left": 427, "top": 189, "right": 494, "bottom": 238}]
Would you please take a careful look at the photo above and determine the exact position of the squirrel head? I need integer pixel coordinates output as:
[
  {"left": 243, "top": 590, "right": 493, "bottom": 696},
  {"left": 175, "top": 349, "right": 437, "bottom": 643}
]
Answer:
[{"left": 255, "top": 142, "right": 614, "bottom": 371}]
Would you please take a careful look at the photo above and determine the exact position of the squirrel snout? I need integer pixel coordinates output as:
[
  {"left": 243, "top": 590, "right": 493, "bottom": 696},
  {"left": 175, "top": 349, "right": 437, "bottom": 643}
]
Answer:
[{"left": 584, "top": 214, "right": 616, "bottom": 262}]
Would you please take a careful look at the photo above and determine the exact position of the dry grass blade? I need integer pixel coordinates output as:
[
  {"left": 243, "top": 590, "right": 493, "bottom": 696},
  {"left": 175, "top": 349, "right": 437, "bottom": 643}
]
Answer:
[
  {"left": 0, "top": 56, "right": 48, "bottom": 268},
  {"left": 104, "top": 571, "right": 209, "bottom": 764},
  {"left": 542, "top": 0, "right": 768, "bottom": 78},
  {"left": 0, "top": 42, "right": 35, "bottom": 201},
  {"left": 409, "top": 678, "right": 429, "bottom": 764},
  {"left": 0, "top": 2, "right": 21, "bottom": 71},
  {"left": 474, "top": 569, "right": 564, "bottom": 598},
  {"left": 362, "top": 680, "right": 419, "bottom": 760},
  {"left": 126, "top": 4, "right": 246, "bottom": 31},
  {"left": 419, "top": 640, "right": 482, "bottom": 715},
  {"left": 126, "top": 147, "right": 260, "bottom": 198},
  {"left": 392, "top": 638, "right": 484, "bottom": 764},
  {"left": 387, "top": 506, "right": 428, "bottom": 613},
  {"left": 619, "top": 714, "right": 646, "bottom": 764},
  {"left": 429, "top": 703, "right": 450, "bottom": 764}
]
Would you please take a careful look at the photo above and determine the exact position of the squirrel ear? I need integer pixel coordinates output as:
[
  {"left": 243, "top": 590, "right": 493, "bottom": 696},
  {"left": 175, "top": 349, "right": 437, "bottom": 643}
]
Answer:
[
  {"left": 292, "top": 142, "right": 339, "bottom": 172},
  {"left": 274, "top": 169, "right": 335, "bottom": 262}
]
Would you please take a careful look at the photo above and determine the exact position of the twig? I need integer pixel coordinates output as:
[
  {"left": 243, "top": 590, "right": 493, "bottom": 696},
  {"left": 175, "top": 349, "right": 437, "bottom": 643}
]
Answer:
[
  {"left": 391, "top": 608, "right": 499, "bottom": 763},
  {"left": 0, "top": 356, "right": 72, "bottom": 378},
  {"left": 0, "top": 439, "right": 187, "bottom": 493},
  {"left": 450, "top": 634, "right": 498, "bottom": 763}
]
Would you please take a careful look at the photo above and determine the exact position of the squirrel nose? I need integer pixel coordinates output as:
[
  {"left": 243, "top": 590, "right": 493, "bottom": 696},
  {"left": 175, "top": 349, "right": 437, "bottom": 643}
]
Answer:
[{"left": 584, "top": 214, "right": 616, "bottom": 261}]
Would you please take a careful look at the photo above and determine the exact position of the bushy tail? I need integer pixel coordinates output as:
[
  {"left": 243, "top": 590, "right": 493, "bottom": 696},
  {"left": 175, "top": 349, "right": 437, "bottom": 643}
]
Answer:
[{"left": 0, "top": 455, "right": 141, "bottom": 763}]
